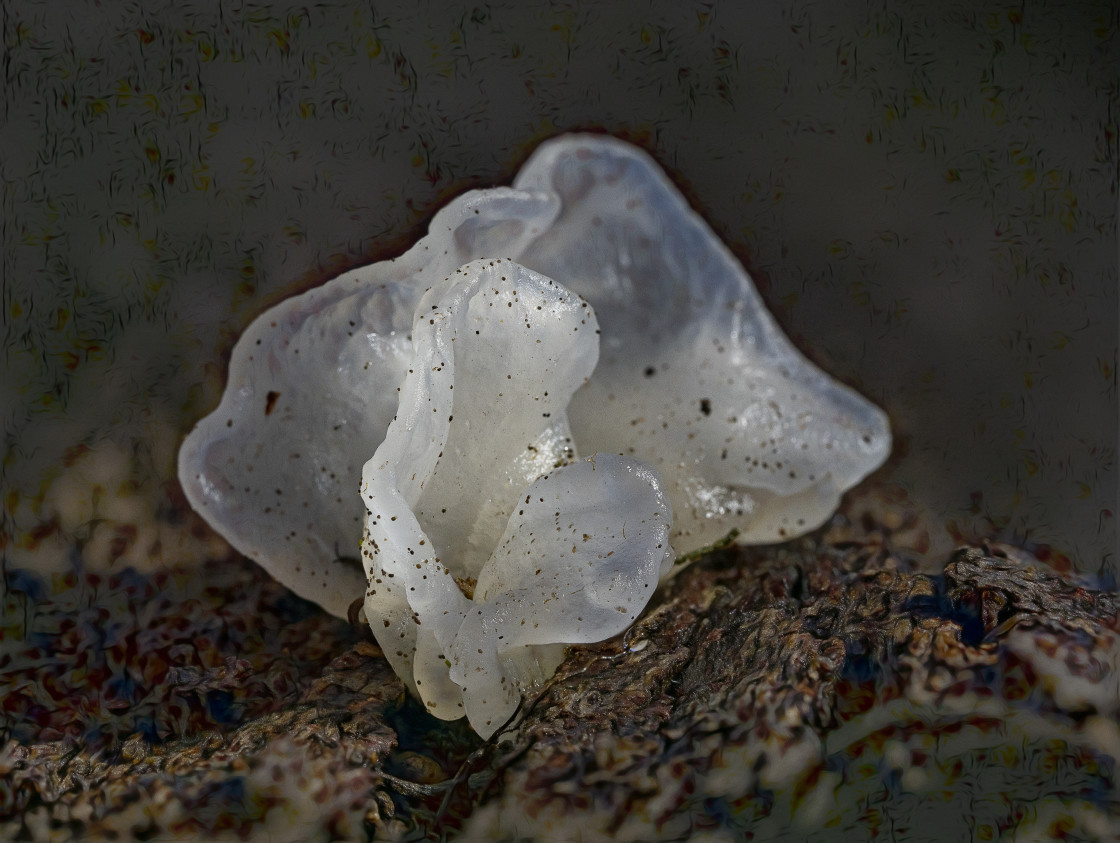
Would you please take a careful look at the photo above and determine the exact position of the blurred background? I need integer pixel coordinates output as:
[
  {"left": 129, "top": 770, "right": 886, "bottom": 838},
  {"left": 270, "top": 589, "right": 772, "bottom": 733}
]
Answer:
[{"left": 3, "top": 0, "right": 1116, "bottom": 581}]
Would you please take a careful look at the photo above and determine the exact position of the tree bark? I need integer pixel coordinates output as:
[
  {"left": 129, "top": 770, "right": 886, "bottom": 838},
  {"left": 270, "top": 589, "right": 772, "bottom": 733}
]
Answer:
[{"left": 2, "top": 491, "right": 1116, "bottom": 841}]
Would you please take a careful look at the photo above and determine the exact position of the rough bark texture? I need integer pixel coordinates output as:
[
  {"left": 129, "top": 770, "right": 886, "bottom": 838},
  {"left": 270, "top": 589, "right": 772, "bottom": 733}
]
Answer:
[{"left": 2, "top": 491, "right": 1117, "bottom": 841}]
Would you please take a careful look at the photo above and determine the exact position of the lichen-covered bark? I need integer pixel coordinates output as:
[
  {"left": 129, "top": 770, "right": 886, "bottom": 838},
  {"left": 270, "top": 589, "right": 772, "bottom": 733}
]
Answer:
[{"left": 2, "top": 493, "right": 1116, "bottom": 841}]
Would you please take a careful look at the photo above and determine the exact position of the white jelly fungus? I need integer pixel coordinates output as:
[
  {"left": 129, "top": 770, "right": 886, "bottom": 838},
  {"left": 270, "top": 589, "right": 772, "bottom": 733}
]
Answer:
[{"left": 178, "top": 134, "right": 891, "bottom": 735}]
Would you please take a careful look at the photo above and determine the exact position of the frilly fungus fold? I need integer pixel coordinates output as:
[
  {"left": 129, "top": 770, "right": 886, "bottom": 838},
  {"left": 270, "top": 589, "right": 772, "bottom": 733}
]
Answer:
[
  {"left": 360, "top": 260, "right": 672, "bottom": 735},
  {"left": 511, "top": 138, "right": 890, "bottom": 551},
  {"left": 177, "top": 190, "right": 561, "bottom": 618}
]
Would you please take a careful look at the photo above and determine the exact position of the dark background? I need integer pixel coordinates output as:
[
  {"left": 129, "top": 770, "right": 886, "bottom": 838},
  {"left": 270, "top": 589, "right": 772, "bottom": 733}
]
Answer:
[{"left": 3, "top": 0, "right": 1116, "bottom": 577}]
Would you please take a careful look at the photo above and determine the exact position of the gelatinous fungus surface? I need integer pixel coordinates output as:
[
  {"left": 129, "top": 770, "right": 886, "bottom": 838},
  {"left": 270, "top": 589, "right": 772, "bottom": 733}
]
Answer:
[{"left": 179, "top": 135, "right": 889, "bottom": 620}]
